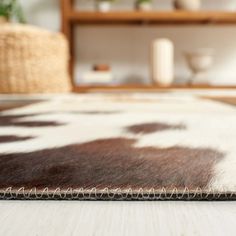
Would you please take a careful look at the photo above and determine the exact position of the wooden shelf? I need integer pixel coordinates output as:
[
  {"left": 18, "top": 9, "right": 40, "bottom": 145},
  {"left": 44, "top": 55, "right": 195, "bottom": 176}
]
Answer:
[
  {"left": 73, "top": 85, "right": 236, "bottom": 93},
  {"left": 69, "top": 11, "right": 236, "bottom": 25},
  {"left": 61, "top": 0, "right": 236, "bottom": 91}
]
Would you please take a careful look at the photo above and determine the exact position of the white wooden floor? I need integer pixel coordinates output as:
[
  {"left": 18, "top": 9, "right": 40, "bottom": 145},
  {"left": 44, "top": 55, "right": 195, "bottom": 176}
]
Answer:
[{"left": 0, "top": 201, "right": 235, "bottom": 236}]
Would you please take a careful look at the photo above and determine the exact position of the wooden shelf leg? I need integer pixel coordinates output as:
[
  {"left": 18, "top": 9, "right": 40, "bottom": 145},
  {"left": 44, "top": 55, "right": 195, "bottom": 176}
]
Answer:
[{"left": 61, "top": 0, "right": 75, "bottom": 88}]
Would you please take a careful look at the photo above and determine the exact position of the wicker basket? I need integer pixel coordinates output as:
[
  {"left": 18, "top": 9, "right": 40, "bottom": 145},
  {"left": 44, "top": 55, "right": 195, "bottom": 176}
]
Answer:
[{"left": 0, "top": 23, "right": 72, "bottom": 93}]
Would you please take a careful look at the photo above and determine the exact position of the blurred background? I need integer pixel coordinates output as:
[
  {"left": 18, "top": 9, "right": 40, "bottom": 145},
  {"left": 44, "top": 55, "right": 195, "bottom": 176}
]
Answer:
[{"left": 19, "top": 0, "right": 236, "bottom": 85}]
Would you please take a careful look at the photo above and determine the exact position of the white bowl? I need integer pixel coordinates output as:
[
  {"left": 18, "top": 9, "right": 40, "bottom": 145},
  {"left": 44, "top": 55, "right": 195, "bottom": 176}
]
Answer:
[
  {"left": 174, "top": 0, "right": 201, "bottom": 11},
  {"left": 185, "top": 49, "right": 214, "bottom": 74}
]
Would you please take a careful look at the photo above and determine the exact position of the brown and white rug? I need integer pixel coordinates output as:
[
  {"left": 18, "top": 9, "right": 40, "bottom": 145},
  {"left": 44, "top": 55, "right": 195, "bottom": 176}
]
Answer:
[{"left": 0, "top": 92, "right": 236, "bottom": 200}]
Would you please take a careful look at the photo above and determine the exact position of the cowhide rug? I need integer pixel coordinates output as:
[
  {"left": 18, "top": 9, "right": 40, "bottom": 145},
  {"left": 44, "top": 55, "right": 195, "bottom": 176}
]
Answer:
[{"left": 0, "top": 92, "right": 236, "bottom": 200}]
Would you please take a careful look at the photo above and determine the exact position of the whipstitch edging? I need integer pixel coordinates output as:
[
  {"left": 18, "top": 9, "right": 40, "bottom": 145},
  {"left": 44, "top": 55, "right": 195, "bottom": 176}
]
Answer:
[{"left": 0, "top": 187, "right": 236, "bottom": 201}]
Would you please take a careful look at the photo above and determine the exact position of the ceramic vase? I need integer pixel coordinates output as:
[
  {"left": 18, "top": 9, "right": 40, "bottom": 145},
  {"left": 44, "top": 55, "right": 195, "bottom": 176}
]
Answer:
[
  {"left": 151, "top": 38, "right": 174, "bottom": 86},
  {"left": 174, "top": 0, "right": 201, "bottom": 11}
]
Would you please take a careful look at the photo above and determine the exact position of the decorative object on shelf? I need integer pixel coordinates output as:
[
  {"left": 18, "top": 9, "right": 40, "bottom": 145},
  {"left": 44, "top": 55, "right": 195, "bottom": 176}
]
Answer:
[
  {"left": 0, "top": 24, "right": 71, "bottom": 94},
  {"left": 184, "top": 49, "right": 215, "bottom": 85},
  {"left": 135, "top": 0, "right": 152, "bottom": 11},
  {"left": 173, "top": 0, "right": 201, "bottom": 11},
  {"left": 93, "top": 64, "right": 110, "bottom": 71},
  {"left": 225, "top": 2, "right": 236, "bottom": 11},
  {"left": 96, "top": 0, "right": 114, "bottom": 12},
  {"left": 81, "top": 64, "right": 113, "bottom": 85},
  {"left": 61, "top": 0, "right": 236, "bottom": 91},
  {"left": 0, "top": 0, "right": 26, "bottom": 23},
  {"left": 151, "top": 38, "right": 174, "bottom": 86}
]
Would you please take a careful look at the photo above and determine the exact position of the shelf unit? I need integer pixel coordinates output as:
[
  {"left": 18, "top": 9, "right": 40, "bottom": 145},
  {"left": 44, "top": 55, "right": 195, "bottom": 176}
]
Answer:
[
  {"left": 74, "top": 84, "right": 236, "bottom": 93},
  {"left": 70, "top": 11, "right": 236, "bottom": 25},
  {"left": 61, "top": 0, "right": 236, "bottom": 92}
]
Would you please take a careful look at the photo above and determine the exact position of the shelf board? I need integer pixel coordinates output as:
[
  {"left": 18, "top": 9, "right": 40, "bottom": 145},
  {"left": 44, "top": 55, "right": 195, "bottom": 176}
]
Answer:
[
  {"left": 70, "top": 11, "right": 236, "bottom": 25},
  {"left": 74, "top": 85, "right": 236, "bottom": 92}
]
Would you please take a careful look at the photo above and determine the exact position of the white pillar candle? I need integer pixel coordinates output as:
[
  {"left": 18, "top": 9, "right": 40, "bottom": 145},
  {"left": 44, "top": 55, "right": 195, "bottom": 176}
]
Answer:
[{"left": 151, "top": 38, "right": 174, "bottom": 86}]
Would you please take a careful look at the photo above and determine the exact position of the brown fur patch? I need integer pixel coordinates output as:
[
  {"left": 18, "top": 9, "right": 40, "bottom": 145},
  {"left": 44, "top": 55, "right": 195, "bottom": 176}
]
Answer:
[
  {"left": 203, "top": 96, "right": 236, "bottom": 107},
  {"left": 0, "top": 114, "right": 63, "bottom": 127},
  {"left": 126, "top": 122, "right": 185, "bottom": 134},
  {"left": 0, "top": 138, "right": 223, "bottom": 190},
  {"left": 0, "top": 100, "right": 62, "bottom": 127},
  {"left": 0, "top": 135, "right": 33, "bottom": 143}
]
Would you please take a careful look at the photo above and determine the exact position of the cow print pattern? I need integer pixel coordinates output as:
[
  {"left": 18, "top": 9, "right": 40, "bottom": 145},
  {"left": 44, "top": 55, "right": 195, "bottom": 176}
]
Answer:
[{"left": 0, "top": 97, "right": 228, "bottom": 200}]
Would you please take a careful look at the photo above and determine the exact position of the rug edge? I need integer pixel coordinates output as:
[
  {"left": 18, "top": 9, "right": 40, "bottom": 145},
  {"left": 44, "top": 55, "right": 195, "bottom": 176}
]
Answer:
[{"left": 0, "top": 187, "right": 236, "bottom": 201}]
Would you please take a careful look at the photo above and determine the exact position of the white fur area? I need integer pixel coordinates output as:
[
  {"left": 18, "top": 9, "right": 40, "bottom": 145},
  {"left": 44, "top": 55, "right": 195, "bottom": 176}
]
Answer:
[{"left": 0, "top": 91, "right": 236, "bottom": 192}]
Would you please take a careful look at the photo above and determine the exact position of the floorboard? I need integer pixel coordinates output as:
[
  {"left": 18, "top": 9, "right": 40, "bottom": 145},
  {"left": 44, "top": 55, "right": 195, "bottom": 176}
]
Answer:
[{"left": 0, "top": 201, "right": 235, "bottom": 236}]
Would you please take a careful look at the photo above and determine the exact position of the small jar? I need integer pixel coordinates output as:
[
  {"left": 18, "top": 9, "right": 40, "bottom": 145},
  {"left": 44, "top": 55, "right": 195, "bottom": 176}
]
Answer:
[
  {"left": 96, "top": 1, "right": 112, "bottom": 12},
  {"left": 174, "top": 0, "right": 201, "bottom": 11},
  {"left": 136, "top": 2, "right": 152, "bottom": 11}
]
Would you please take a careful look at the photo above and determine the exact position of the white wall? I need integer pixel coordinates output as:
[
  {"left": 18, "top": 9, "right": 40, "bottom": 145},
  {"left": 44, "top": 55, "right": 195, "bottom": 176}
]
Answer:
[{"left": 19, "top": 0, "right": 236, "bottom": 85}]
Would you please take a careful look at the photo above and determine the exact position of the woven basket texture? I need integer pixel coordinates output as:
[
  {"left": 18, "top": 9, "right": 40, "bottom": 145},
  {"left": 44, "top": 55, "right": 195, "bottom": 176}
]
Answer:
[{"left": 0, "top": 23, "right": 72, "bottom": 94}]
